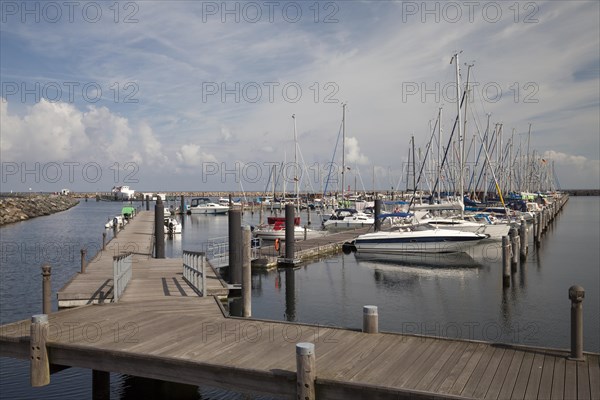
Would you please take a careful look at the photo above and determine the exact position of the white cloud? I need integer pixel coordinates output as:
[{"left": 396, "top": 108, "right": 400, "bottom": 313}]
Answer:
[
  {"left": 176, "top": 144, "right": 217, "bottom": 167},
  {"left": 345, "top": 137, "right": 369, "bottom": 165}
]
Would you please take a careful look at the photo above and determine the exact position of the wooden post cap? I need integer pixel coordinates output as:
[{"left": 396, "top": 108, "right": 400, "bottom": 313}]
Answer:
[
  {"left": 363, "top": 305, "right": 378, "bottom": 315},
  {"left": 31, "top": 314, "right": 48, "bottom": 324},
  {"left": 296, "top": 342, "right": 315, "bottom": 356}
]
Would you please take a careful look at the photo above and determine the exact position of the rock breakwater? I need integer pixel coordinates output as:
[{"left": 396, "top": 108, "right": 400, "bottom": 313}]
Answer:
[{"left": 0, "top": 195, "right": 79, "bottom": 226}]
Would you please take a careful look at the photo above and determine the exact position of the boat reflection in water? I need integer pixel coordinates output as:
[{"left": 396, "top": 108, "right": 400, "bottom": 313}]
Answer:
[
  {"left": 354, "top": 252, "right": 483, "bottom": 291},
  {"left": 353, "top": 251, "right": 483, "bottom": 269}
]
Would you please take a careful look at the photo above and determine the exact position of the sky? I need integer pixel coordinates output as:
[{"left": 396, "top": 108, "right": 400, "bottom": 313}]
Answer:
[{"left": 1, "top": 0, "right": 599, "bottom": 193}]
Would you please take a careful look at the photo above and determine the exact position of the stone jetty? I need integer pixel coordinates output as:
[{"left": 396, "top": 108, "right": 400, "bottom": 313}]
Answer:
[{"left": 0, "top": 195, "right": 79, "bottom": 226}]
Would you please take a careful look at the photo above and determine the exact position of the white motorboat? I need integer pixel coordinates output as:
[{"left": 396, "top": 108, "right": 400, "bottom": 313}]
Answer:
[
  {"left": 164, "top": 217, "right": 182, "bottom": 234},
  {"left": 188, "top": 197, "right": 229, "bottom": 214},
  {"left": 353, "top": 224, "right": 487, "bottom": 254},
  {"left": 415, "top": 212, "right": 510, "bottom": 240},
  {"left": 323, "top": 208, "right": 374, "bottom": 232},
  {"left": 105, "top": 215, "right": 126, "bottom": 229}
]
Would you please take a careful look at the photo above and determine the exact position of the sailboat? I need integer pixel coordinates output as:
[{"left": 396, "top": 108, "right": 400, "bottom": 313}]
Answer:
[{"left": 253, "top": 115, "right": 321, "bottom": 241}]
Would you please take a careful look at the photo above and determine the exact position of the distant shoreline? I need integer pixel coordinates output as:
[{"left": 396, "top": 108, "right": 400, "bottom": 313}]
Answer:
[
  {"left": 1, "top": 189, "right": 598, "bottom": 199},
  {"left": 0, "top": 195, "right": 79, "bottom": 226}
]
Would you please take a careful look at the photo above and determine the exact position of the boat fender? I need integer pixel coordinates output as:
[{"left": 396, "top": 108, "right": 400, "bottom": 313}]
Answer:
[{"left": 274, "top": 238, "right": 280, "bottom": 252}]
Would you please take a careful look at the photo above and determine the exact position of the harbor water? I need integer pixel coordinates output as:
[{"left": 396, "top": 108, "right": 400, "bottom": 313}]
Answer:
[{"left": 1, "top": 196, "right": 598, "bottom": 399}]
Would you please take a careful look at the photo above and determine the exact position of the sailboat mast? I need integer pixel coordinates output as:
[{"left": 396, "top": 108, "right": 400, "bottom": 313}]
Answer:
[
  {"left": 341, "top": 103, "right": 347, "bottom": 204},
  {"left": 292, "top": 114, "right": 299, "bottom": 211},
  {"left": 437, "top": 107, "right": 442, "bottom": 203},
  {"left": 451, "top": 51, "right": 464, "bottom": 210}
]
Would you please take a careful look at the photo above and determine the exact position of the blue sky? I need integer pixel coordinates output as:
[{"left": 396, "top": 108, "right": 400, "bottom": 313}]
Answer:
[{"left": 1, "top": 1, "right": 599, "bottom": 192}]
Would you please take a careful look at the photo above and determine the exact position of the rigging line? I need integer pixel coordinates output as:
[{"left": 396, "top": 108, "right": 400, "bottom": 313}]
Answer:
[
  {"left": 430, "top": 88, "right": 468, "bottom": 198},
  {"left": 408, "top": 117, "right": 438, "bottom": 208},
  {"left": 323, "top": 120, "right": 344, "bottom": 198}
]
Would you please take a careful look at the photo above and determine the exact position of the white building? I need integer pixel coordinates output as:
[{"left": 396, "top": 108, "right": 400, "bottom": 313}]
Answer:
[{"left": 112, "top": 186, "right": 135, "bottom": 200}]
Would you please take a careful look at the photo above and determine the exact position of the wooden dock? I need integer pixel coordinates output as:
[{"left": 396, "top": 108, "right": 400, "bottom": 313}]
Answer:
[
  {"left": 57, "top": 211, "right": 228, "bottom": 307},
  {"left": 1, "top": 295, "right": 598, "bottom": 399},
  {"left": 2, "top": 198, "right": 598, "bottom": 399}
]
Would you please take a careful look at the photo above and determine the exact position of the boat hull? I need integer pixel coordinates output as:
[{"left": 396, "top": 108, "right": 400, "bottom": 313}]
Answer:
[
  {"left": 354, "top": 230, "right": 486, "bottom": 254},
  {"left": 189, "top": 206, "right": 229, "bottom": 215}
]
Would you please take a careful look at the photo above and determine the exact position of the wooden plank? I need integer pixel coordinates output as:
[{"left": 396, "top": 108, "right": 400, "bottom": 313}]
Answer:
[
  {"left": 589, "top": 355, "right": 600, "bottom": 400},
  {"left": 393, "top": 338, "right": 449, "bottom": 388},
  {"left": 471, "top": 347, "right": 505, "bottom": 399},
  {"left": 453, "top": 344, "right": 494, "bottom": 397},
  {"left": 564, "top": 359, "right": 577, "bottom": 400},
  {"left": 497, "top": 349, "right": 525, "bottom": 400},
  {"left": 484, "top": 349, "right": 515, "bottom": 400},
  {"left": 435, "top": 342, "right": 480, "bottom": 394},
  {"left": 577, "top": 358, "right": 591, "bottom": 400},
  {"left": 412, "top": 341, "right": 465, "bottom": 391},
  {"left": 511, "top": 351, "right": 534, "bottom": 400},
  {"left": 537, "top": 355, "right": 556, "bottom": 400},
  {"left": 424, "top": 341, "right": 471, "bottom": 393},
  {"left": 523, "top": 353, "right": 544, "bottom": 399},
  {"left": 550, "top": 357, "right": 565, "bottom": 400}
]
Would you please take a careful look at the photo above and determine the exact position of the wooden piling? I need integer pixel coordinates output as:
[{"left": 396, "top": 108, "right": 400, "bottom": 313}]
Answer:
[
  {"left": 92, "top": 370, "right": 110, "bottom": 400},
  {"left": 228, "top": 209, "right": 242, "bottom": 284},
  {"left": 535, "top": 213, "right": 542, "bottom": 246},
  {"left": 154, "top": 197, "right": 165, "bottom": 259},
  {"left": 102, "top": 232, "right": 106, "bottom": 251},
  {"left": 307, "top": 206, "right": 311, "bottom": 226},
  {"left": 502, "top": 236, "right": 510, "bottom": 288},
  {"left": 296, "top": 343, "right": 316, "bottom": 400},
  {"left": 30, "top": 314, "right": 50, "bottom": 387},
  {"left": 519, "top": 220, "right": 527, "bottom": 260},
  {"left": 363, "top": 305, "right": 379, "bottom": 334},
  {"left": 509, "top": 229, "right": 519, "bottom": 271},
  {"left": 374, "top": 198, "right": 382, "bottom": 232},
  {"left": 42, "top": 264, "right": 51, "bottom": 315},
  {"left": 242, "top": 226, "right": 252, "bottom": 318},
  {"left": 80, "top": 248, "right": 87, "bottom": 273},
  {"left": 285, "top": 204, "right": 295, "bottom": 260}
]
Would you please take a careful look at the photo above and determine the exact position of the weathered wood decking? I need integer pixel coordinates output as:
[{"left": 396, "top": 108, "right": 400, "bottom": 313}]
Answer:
[
  {"left": 3, "top": 205, "right": 598, "bottom": 399},
  {"left": 1, "top": 295, "right": 598, "bottom": 399},
  {"left": 57, "top": 211, "right": 228, "bottom": 307}
]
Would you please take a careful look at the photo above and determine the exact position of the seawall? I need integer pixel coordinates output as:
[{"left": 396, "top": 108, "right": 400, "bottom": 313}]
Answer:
[{"left": 0, "top": 195, "right": 79, "bottom": 226}]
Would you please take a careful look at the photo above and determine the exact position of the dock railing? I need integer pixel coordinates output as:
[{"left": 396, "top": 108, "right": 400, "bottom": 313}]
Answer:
[
  {"left": 113, "top": 253, "right": 133, "bottom": 302},
  {"left": 182, "top": 250, "right": 207, "bottom": 296},
  {"left": 206, "top": 236, "right": 262, "bottom": 268}
]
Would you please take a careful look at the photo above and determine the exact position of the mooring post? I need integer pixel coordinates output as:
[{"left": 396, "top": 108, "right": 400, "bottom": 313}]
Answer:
[
  {"left": 30, "top": 314, "right": 50, "bottom": 387},
  {"left": 259, "top": 203, "right": 264, "bottom": 225},
  {"left": 102, "top": 232, "right": 106, "bottom": 251},
  {"left": 41, "top": 264, "right": 51, "bottom": 314},
  {"left": 296, "top": 343, "right": 316, "bottom": 400},
  {"left": 92, "top": 370, "right": 110, "bottom": 400},
  {"left": 307, "top": 206, "right": 311, "bottom": 226},
  {"left": 145, "top": 195, "right": 149, "bottom": 211},
  {"left": 535, "top": 213, "right": 542, "bottom": 246},
  {"left": 228, "top": 209, "right": 242, "bottom": 284},
  {"left": 569, "top": 285, "right": 585, "bottom": 361},
  {"left": 80, "top": 248, "right": 87, "bottom": 273},
  {"left": 304, "top": 225, "right": 307, "bottom": 241},
  {"left": 502, "top": 236, "right": 510, "bottom": 288},
  {"left": 242, "top": 225, "right": 252, "bottom": 318},
  {"left": 154, "top": 196, "right": 165, "bottom": 258},
  {"left": 509, "top": 228, "right": 519, "bottom": 270},
  {"left": 112, "top": 222, "right": 118, "bottom": 238},
  {"left": 180, "top": 195, "right": 185, "bottom": 215},
  {"left": 363, "top": 305, "right": 379, "bottom": 334},
  {"left": 519, "top": 219, "right": 527, "bottom": 260},
  {"left": 285, "top": 204, "right": 295, "bottom": 260},
  {"left": 374, "top": 197, "right": 382, "bottom": 232}
]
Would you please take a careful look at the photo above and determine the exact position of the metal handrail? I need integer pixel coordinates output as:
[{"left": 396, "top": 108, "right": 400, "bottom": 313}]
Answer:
[
  {"left": 113, "top": 252, "right": 133, "bottom": 302},
  {"left": 182, "top": 250, "right": 206, "bottom": 296}
]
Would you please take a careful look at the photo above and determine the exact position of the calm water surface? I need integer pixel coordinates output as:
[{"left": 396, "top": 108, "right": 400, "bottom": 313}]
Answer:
[{"left": 1, "top": 196, "right": 598, "bottom": 399}]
